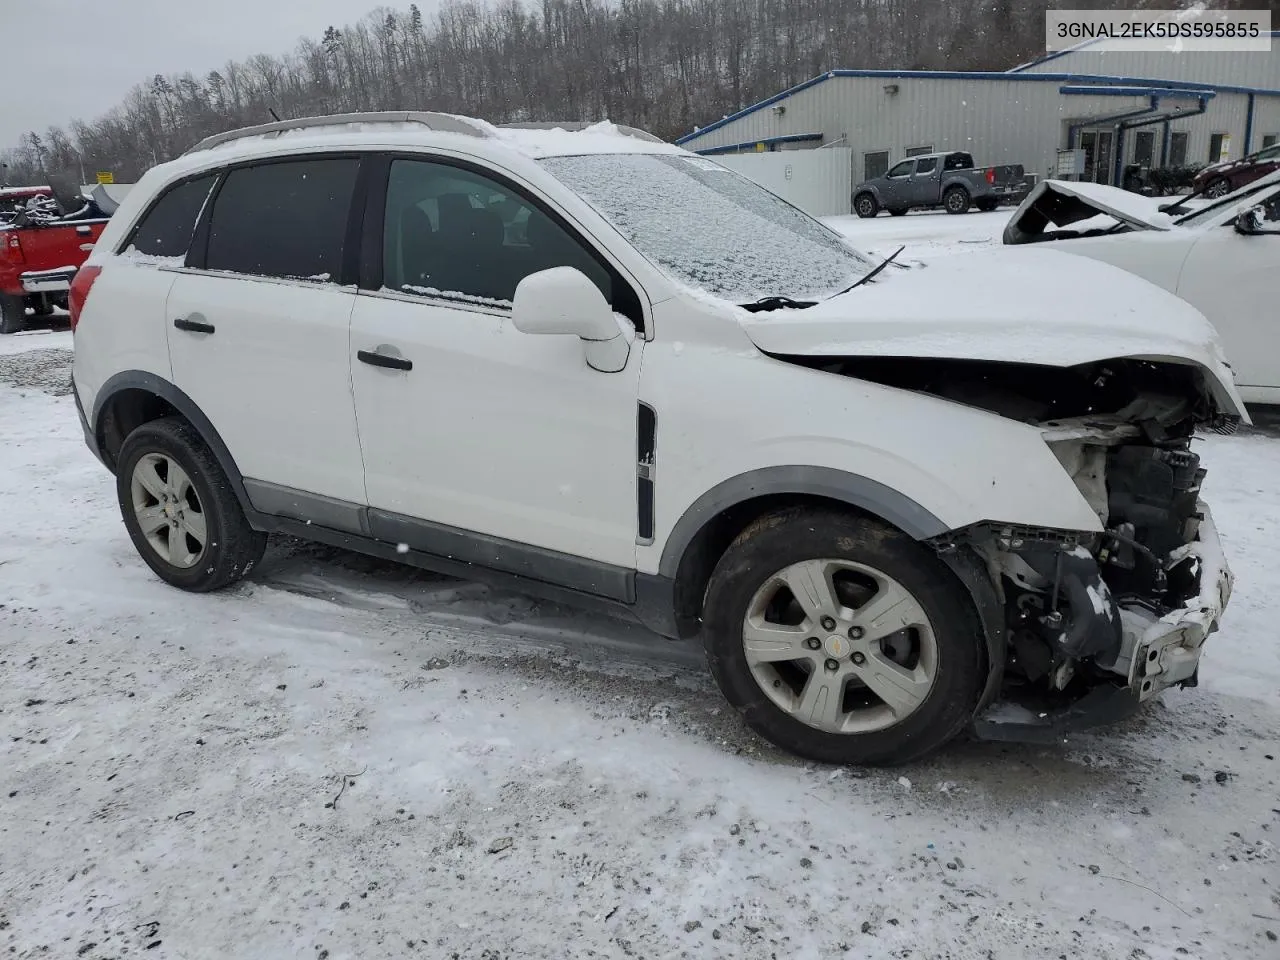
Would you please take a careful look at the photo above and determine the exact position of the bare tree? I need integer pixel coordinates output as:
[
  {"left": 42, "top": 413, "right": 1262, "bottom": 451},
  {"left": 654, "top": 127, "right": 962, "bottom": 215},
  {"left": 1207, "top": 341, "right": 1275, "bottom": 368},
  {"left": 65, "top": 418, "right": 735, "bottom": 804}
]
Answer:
[{"left": 1, "top": 0, "right": 1209, "bottom": 185}]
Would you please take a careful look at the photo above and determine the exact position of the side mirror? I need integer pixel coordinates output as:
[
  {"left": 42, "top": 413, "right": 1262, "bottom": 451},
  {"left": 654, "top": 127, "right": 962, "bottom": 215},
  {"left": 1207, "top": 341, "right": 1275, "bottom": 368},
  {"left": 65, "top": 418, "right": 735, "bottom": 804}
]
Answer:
[
  {"left": 512, "top": 267, "right": 631, "bottom": 372},
  {"left": 1234, "top": 207, "right": 1265, "bottom": 235}
]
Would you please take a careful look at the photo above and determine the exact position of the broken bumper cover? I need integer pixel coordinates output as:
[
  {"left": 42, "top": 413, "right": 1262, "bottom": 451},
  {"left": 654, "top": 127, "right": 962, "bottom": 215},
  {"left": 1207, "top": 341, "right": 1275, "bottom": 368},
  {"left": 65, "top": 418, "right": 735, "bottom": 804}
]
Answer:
[
  {"left": 20, "top": 266, "right": 76, "bottom": 294},
  {"left": 973, "top": 501, "right": 1230, "bottom": 742},
  {"left": 1120, "top": 501, "right": 1232, "bottom": 700}
]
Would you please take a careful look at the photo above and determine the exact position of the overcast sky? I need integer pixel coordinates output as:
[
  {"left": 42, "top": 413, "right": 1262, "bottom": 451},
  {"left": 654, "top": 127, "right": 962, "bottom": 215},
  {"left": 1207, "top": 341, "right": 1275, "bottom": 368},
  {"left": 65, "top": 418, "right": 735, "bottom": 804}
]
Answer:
[{"left": 1, "top": 0, "right": 399, "bottom": 149}]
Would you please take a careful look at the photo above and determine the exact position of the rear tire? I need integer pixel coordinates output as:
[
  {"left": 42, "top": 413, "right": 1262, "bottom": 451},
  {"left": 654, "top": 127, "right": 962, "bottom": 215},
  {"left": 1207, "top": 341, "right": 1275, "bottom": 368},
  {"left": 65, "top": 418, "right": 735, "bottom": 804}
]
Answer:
[
  {"left": 853, "top": 193, "right": 879, "bottom": 218},
  {"left": 943, "top": 186, "right": 971, "bottom": 215},
  {"left": 975, "top": 198, "right": 998, "bottom": 212},
  {"left": 1204, "top": 176, "right": 1231, "bottom": 198},
  {"left": 701, "top": 507, "right": 986, "bottom": 765},
  {"left": 0, "top": 294, "right": 26, "bottom": 334},
  {"left": 888, "top": 207, "right": 908, "bottom": 217},
  {"left": 116, "top": 417, "right": 267, "bottom": 592}
]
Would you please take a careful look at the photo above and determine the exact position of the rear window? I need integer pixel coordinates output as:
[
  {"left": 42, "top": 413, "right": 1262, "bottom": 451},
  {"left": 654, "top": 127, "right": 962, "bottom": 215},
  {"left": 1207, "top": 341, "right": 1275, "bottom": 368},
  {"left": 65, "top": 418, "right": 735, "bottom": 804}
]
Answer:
[
  {"left": 204, "top": 158, "right": 359, "bottom": 282},
  {"left": 124, "top": 174, "right": 216, "bottom": 261}
]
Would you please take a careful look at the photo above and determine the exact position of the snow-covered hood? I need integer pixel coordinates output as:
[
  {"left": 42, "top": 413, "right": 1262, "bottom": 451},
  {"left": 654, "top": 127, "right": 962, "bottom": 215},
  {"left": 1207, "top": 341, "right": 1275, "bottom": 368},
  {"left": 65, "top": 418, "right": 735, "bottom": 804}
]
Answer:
[
  {"left": 740, "top": 247, "right": 1245, "bottom": 417},
  {"left": 1003, "top": 180, "right": 1174, "bottom": 242}
]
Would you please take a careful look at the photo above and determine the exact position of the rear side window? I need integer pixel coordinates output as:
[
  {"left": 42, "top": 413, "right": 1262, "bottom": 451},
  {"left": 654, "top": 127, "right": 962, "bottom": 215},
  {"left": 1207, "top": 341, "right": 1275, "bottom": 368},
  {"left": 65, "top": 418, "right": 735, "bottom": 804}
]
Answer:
[
  {"left": 914, "top": 157, "right": 938, "bottom": 175},
  {"left": 944, "top": 153, "right": 973, "bottom": 170},
  {"left": 205, "top": 158, "right": 359, "bottom": 282},
  {"left": 124, "top": 174, "right": 216, "bottom": 260}
]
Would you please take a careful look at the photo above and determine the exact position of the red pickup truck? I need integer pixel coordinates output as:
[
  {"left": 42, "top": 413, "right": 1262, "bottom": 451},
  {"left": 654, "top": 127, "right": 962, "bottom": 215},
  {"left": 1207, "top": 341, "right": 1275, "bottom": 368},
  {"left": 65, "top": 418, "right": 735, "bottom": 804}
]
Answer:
[{"left": 1, "top": 188, "right": 114, "bottom": 333}]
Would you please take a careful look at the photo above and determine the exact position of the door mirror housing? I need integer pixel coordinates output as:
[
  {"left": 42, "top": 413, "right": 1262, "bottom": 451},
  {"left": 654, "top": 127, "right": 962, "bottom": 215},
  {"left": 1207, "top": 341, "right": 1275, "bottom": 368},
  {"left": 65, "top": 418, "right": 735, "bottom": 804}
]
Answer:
[
  {"left": 1233, "top": 207, "right": 1267, "bottom": 235},
  {"left": 512, "top": 267, "right": 631, "bottom": 372}
]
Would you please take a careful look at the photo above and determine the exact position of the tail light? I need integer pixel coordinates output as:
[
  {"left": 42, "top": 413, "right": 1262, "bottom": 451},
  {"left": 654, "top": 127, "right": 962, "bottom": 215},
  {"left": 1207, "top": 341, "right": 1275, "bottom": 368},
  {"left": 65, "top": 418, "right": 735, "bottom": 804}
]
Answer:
[
  {"left": 985, "top": 168, "right": 996, "bottom": 185},
  {"left": 68, "top": 265, "right": 101, "bottom": 333},
  {"left": 3, "top": 232, "right": 23, "bottom": 263}
]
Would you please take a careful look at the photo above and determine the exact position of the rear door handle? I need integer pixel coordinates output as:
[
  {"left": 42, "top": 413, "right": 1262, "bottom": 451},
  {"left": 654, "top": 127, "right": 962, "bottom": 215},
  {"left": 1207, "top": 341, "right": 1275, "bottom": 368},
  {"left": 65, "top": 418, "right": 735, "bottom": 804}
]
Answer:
[
  {"left": 357, "top": 348, "right": 412, "bottom": 371},
  {"left": 174, "top": 316, "right": 215, "bottom": 334}
]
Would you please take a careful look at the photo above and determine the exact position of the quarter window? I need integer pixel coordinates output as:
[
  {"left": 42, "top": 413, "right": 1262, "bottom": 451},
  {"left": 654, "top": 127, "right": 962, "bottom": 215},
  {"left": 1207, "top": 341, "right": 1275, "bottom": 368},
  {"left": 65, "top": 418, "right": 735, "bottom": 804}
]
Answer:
[
  {"left": 381, "top": 158, "right": 614, "bottom": 309},
  {"left": 124, "top": 174, "right": 216, "bottom": 260},
  {"left": 205, "top": 158, "right": 359, "bottom": 282}
]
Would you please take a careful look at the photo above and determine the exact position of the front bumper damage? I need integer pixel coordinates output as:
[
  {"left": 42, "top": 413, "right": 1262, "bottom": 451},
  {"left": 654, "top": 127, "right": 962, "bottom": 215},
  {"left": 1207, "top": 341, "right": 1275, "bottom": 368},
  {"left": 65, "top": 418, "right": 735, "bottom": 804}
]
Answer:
[
  {"left": 1121, "top": 501, "right": 1231, "bottom": 696},
  {"left": 962, "top": 499, "right": 1232, "bottom": 744}
]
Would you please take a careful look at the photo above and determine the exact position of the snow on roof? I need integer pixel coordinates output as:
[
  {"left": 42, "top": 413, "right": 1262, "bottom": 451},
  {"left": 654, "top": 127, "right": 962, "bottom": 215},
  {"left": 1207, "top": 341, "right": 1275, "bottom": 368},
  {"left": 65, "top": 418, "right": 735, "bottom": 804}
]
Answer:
[
  {"left": 189, "top": 115, "right": 681, "bottom": 163},
  {"left": 490, "top": 121, "right": 685, "bottom": 158}
]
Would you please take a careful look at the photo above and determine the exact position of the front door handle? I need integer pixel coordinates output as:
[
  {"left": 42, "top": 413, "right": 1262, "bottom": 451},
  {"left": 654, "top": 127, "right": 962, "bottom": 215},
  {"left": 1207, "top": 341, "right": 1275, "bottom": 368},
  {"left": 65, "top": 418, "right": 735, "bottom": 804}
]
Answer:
[
  {"left": 357, "top": 348, "right": 412, "bottom": 371},
  {"left": 174, "top": 315, "right": 215, "bottom": 334}
]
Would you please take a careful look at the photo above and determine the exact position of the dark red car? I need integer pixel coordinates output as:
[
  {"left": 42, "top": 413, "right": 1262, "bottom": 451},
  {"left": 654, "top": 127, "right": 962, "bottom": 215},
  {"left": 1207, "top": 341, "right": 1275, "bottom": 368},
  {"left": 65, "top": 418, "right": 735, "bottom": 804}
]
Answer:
[
  {"left": 0, "top": 190, "right": 112, "bottom": 333},
  {"left": 1193, "top": 142, "right": 1280, "bottom": 198}
]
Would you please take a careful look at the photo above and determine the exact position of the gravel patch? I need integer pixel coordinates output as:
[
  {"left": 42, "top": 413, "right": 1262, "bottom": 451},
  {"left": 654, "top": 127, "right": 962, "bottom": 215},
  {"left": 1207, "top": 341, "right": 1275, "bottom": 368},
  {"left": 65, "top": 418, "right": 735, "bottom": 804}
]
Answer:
[{"left": 0, "top": 348, "right": 74, "bottom": 395}]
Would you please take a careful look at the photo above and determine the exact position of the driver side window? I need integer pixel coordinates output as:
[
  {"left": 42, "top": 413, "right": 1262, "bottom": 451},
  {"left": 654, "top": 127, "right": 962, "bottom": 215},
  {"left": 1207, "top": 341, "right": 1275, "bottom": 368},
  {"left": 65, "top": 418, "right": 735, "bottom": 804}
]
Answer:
[
  {"left": 382, "top": 158, "right": 614, "bottom": 310},
  {"left": 887, "top": 160, "right": 914, "bottom": 178}
]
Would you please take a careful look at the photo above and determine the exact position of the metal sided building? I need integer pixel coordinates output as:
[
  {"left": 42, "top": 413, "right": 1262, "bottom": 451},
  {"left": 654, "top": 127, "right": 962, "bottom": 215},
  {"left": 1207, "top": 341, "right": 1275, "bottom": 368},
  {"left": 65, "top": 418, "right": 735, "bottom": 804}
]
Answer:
[{"left": 675, "top": 35, "right": 1280, "bottom": 204}]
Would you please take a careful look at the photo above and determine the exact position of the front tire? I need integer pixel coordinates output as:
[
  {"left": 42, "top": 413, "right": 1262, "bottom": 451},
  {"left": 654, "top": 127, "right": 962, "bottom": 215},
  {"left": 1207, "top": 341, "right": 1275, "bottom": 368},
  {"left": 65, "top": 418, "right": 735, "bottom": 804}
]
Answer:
[
  {"left": 0, "top": 294, "right": 26, "bottom": 334},
  {"left": 701, "top": 507, "right": 985, "bottom": 765},
  {"left": 943, "top": 186, "right": 971, "bottom": 215},
  {"left": 853, "top": 193, "right": 879, "bottom": 218},
  {"left": 116, "top": 417, "right": 267, "bottom": 592}
]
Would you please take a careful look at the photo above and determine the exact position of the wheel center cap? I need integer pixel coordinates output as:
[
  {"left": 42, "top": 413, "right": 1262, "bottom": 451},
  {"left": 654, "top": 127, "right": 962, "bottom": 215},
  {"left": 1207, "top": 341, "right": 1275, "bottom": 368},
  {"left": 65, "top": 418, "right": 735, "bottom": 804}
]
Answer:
[{"left": 823, "top": 635, "right": 849, "bottom": 659}]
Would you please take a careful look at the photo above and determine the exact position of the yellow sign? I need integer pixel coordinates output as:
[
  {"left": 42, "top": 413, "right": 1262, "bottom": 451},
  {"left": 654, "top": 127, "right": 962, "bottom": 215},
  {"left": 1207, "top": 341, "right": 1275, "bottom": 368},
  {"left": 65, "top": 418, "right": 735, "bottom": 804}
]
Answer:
[{"left": 96, "top": 171, "right": 114, "bottom": 184}]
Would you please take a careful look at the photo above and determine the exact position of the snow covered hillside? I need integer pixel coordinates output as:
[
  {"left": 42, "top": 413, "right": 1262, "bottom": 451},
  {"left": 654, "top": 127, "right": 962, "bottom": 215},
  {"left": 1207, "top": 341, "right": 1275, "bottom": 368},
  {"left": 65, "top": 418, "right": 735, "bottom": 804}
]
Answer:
[{"left": 1, "top": 289, "right": 1277, "bottom": 958}]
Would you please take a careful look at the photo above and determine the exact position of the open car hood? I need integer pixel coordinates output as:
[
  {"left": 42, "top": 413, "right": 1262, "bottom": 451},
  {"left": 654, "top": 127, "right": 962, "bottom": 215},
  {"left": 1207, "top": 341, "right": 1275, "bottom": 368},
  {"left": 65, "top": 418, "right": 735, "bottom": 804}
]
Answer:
[
  {"left": 739, "top": 247, "right": 1246, "bottom": 418},
  {"left": 1003, "top": 179, "right": 1174, "bottom": 244}
]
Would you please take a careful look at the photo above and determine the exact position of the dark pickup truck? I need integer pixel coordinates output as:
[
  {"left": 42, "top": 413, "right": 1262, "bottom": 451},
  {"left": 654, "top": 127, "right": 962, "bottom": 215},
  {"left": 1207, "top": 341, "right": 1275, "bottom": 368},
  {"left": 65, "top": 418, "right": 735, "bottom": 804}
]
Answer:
[{"left": 853, "top": 151, "right": 1026, "bottom": 217}]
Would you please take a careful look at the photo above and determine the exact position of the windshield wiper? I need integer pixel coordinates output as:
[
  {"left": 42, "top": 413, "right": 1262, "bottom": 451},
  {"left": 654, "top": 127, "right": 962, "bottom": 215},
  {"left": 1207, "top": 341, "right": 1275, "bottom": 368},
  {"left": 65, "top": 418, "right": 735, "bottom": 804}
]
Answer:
[
  {"left": 827, "top": 245, "right": 906, "bottom": 298},
  {"left": 1158, "top": 185, "right": 1209, "bottom": 217},
  {"left": 739, "top": 295, "right": 817, "bottom": 313}
]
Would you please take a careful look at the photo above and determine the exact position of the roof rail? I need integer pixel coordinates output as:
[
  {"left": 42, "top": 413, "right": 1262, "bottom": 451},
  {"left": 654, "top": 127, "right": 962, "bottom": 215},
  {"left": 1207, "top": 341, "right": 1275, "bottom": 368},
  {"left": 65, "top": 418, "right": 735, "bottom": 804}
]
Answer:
[
  {"left": 185, "top": 111, "right": 489, "bottom": 154},
  {"left": 498, "top": 121, "right": 665, "bottom": 144}
]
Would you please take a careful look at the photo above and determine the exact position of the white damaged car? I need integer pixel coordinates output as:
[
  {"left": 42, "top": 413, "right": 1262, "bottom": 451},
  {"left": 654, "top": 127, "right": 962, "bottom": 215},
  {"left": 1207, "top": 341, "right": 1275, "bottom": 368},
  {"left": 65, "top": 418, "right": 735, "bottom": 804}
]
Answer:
[
  {"left": 71, "top": 113, "right": 1246, "bottom": 764},
  {"left": 1004, "top": 171, "right": 1280, "bottom": 405}
]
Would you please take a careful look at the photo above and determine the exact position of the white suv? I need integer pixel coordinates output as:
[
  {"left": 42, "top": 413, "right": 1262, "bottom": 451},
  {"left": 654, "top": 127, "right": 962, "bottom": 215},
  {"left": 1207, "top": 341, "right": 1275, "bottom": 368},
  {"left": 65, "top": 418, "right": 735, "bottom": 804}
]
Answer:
[{"left": 71, "top": 112, "right": 1245, "bottom": 764}]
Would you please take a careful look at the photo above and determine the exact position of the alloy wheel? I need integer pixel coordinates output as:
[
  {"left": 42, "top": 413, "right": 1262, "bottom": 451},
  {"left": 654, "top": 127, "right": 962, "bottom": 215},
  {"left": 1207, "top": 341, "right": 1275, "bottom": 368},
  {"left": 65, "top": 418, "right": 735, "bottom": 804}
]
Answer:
[
  {"left": 742, "top": 558, "right": 938, "bottom": 734},
  {"left": 130, "top": 453, "right": 208, "bottom": 569}
]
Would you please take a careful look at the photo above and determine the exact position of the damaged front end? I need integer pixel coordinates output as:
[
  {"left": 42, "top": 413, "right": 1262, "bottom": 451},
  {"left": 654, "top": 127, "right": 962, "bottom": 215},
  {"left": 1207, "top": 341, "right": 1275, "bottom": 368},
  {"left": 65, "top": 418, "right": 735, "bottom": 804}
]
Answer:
[
  {"left": 810, "top": 354, "right": 1241, "bottom": 741},
  {"left": 954, "top": 437, "right": 1231, "bottom": 741}
]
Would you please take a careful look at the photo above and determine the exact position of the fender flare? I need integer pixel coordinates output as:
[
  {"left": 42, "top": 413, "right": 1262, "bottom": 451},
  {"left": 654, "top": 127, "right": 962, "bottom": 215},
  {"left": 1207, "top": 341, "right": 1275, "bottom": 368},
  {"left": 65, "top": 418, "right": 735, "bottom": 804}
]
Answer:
[
  {"left": 91, "top": 370, "right": 255, "bottom": 515},
  {"left": 656, "top": 465, "right": 949, "bottom": 579}
]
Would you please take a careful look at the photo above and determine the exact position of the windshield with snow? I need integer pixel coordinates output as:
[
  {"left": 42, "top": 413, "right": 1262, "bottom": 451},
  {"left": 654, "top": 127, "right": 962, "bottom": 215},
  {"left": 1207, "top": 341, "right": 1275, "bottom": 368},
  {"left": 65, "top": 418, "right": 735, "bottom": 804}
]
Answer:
[{"left": 540, "top": 153, "right": 872, "bottom": 303}]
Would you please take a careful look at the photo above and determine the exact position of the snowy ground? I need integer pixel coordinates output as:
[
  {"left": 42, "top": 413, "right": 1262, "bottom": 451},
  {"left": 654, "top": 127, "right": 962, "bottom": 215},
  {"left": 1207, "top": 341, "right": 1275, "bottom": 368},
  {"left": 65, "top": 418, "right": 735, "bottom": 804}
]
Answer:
[{"left": 2, "top": 239, "right": 1278, "bottom": 958}]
